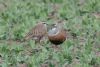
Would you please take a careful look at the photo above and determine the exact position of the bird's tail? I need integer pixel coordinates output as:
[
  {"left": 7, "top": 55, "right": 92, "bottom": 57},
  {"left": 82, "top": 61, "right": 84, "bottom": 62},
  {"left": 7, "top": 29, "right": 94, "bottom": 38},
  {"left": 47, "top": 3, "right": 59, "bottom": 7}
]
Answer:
[{"left": 23, "top": 32, "right": 33, "bottom": 42}]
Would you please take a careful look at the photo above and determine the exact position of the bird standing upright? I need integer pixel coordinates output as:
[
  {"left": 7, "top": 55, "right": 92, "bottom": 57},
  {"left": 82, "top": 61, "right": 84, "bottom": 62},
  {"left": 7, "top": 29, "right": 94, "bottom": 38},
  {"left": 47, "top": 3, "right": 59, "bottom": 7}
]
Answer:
[
  {"left": 24, "top": 21, "right": 48, "bottom": 44},
  {"left": 47, "top": 20, "right": 67, "bottom": 50}
]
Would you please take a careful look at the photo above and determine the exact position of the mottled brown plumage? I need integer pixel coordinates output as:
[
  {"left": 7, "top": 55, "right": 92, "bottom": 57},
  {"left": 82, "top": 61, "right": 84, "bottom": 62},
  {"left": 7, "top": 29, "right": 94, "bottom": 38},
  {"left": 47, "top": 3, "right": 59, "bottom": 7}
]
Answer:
[{"left": 24, "top": 22, "right": 48, "bottom": 43}]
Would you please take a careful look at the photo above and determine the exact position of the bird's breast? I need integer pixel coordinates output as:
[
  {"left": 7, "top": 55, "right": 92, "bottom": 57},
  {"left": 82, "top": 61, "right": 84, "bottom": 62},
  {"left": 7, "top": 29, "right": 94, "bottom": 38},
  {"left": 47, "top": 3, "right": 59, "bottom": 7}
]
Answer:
[{"left": 48, "top": 30, "right": 66, "bottom": 45}]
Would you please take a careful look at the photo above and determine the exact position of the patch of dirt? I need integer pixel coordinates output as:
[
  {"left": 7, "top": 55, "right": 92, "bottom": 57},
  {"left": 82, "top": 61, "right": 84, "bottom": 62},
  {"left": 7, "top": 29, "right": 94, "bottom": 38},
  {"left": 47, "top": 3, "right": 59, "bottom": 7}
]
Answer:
[
  {"left": 63, "top": 58, "right": 80, "bottom": 67},
  {"left": 0, "top": 58, "right": 3, "bottom": 64},
  {"left": 0, "top": 39, "right": 26, "bottom": 45},
  {"left": 92, "top": 12, "right": 100, "bottom": 19},
  {"left": 0, "top": 0, "right": 12, "bottom": 12},
  {"left": 0, "top": 56, "right": 3, "bottom": 64},
  {"left": 17, "top": 63, "right": 28, "bottom": 67},
  {"left": 40, "top": 59, "right": 59, "bottom": 67},
  {"left": 0, "top": 3, "right": 6, "bottom": 12}
]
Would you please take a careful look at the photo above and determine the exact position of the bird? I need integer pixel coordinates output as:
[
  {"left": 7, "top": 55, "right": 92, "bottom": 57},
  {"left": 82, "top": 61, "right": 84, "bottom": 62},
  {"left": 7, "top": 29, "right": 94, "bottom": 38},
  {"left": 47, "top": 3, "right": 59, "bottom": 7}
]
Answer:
[
  {"left": 24, "top": 21, "right": 48, "bottom": 44},
  {"left": 47, "top": 20, "right": 67, "bottom": 50}
]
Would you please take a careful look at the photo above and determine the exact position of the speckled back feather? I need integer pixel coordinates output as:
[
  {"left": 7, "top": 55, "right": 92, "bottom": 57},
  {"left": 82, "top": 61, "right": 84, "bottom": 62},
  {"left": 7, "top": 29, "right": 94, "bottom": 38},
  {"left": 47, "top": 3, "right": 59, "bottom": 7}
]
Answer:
[{"left": 24, "top": 22, "right": 47, "bottom": 43}]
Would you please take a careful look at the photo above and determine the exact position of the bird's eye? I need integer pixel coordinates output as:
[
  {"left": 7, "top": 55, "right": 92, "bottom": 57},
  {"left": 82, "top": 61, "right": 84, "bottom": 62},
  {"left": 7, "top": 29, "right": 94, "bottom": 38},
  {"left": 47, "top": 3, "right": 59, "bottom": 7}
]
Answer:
[
  {"left": 51, "top": 24, "right": 56, "bottom": 26},
  {"left": 43, "top": 23, "right": 48, "bottom": 25},
  {"left": 43, "top": 23, "right": 46, "bottom": 24}
]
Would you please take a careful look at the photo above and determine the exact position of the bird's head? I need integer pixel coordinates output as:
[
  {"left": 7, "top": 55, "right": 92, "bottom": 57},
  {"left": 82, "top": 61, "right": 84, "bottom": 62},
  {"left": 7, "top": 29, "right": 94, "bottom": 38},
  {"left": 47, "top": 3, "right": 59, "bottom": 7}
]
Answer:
[
  {"left": 37, "top": 21, "right": 48, "bottom": 28},
  {"left": 47, "top": 23, "right": 59, "bottom": 36}
]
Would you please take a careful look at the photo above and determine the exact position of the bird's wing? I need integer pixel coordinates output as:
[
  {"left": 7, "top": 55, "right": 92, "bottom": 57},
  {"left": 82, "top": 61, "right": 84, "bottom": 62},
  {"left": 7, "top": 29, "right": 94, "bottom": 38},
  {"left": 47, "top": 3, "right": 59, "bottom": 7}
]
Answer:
[{"left": 24, "top": 24, "right": 39, "bottom": 40}]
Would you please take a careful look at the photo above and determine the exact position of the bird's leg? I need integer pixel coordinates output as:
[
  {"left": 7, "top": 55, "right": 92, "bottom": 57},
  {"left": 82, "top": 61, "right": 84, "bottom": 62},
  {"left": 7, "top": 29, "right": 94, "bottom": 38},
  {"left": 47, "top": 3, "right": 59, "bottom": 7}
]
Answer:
[
  {"left": 34, "top": 39, "right": 41, "bottom": 47},
  {"left": 33, "top": 40, "right": 43, "bottom": 52},
  {"left": 34, "top": 39, "right": 39, "bottom": 44},
  {"left": 40, "top": 36, "right": 46, "bottom": 46},
  {"left": 36, "top": 37, "right": 44, "bottom": 49}
]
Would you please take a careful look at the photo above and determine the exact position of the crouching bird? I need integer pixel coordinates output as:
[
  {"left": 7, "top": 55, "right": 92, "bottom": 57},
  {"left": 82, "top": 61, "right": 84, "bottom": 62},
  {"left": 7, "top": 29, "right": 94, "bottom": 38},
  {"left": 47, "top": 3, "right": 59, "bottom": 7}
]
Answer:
[
  {"left": 24, "top": 21, "right": 48, "bottom": 44},
  {"left": 47, "top": 20, "right": 67, "bottom": 50}
]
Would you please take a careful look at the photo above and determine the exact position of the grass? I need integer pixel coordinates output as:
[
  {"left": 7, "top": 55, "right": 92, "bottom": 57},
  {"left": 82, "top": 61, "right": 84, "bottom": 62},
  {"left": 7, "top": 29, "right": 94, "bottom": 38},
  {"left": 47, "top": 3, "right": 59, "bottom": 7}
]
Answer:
[{"left": 0, "top": 0, "right": 100, "bottom": 67}]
